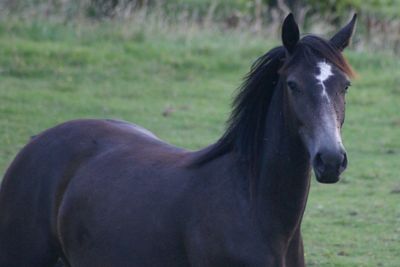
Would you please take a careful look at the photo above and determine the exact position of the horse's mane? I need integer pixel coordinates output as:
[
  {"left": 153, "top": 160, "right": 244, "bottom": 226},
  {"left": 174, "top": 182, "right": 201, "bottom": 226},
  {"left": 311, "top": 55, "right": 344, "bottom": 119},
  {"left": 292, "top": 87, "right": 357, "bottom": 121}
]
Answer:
[{"left": 190, "top": 35, "right": 354, "bottom": 175}]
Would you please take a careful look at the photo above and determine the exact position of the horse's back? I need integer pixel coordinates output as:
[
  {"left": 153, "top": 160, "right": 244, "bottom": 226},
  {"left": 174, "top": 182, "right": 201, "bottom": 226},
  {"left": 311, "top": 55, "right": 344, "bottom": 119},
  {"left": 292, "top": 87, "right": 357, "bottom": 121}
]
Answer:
[{"left": 0, "top": 119, "right": 190, "bottom": 266}]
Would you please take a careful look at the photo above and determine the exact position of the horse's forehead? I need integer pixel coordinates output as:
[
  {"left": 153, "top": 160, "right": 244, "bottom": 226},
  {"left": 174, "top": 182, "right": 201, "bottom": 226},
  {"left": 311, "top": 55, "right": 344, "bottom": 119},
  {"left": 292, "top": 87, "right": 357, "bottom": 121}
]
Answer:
[
  {"left": 315, "top": 61, "right": 333, "bottom": 83},
  {"left": 289, "top": 58, "right": 342, "bottom": 84}
]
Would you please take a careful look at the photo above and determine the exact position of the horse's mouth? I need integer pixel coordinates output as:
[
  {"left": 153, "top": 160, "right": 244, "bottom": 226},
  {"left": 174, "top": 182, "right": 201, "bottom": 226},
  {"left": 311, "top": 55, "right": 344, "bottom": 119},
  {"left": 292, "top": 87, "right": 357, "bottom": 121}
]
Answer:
[{"left": 314, "top": 169, "right": 341, "bottom": 184}]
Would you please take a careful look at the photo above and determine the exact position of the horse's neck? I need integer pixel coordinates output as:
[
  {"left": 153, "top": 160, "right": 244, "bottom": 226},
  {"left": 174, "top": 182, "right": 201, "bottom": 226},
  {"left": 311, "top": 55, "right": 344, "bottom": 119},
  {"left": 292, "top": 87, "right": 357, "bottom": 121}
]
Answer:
[{"left": 254, "top": 86, "right": 311, "bottom": 246}]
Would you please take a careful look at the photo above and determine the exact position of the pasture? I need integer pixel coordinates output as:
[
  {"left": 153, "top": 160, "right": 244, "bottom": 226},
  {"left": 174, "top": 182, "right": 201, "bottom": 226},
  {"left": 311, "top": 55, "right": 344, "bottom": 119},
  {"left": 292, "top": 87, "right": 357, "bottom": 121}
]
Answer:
[{"left": 0, "top": 20, "right": 399, "bottom": 266}]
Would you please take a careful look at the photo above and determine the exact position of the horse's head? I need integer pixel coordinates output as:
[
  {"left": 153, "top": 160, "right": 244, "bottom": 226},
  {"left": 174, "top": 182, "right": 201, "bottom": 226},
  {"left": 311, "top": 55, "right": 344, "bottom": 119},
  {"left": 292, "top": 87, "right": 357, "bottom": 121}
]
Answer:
[{"left": 280, "top": 14, "right": 356, "bottom": 183}]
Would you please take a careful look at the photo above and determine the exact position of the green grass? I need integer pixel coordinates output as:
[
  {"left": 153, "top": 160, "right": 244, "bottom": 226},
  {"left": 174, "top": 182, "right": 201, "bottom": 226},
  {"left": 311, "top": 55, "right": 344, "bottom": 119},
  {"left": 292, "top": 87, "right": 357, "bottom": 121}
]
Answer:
[{"left": 0, "top": 20, "right": 399, "bottom": 266}]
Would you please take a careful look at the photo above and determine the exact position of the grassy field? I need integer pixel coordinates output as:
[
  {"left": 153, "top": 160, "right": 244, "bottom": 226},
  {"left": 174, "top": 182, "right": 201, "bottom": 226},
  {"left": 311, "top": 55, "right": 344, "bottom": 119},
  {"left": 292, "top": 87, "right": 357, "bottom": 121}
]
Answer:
[{"left": 0, "top": 20, "right": 399, "bottom": 266}]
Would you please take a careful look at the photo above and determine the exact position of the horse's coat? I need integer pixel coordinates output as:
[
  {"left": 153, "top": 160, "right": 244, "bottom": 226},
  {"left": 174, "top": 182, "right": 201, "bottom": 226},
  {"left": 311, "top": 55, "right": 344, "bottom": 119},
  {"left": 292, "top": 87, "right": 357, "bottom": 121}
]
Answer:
[{"left": 0, "top": 14, "right": 357, "bottom": 267}]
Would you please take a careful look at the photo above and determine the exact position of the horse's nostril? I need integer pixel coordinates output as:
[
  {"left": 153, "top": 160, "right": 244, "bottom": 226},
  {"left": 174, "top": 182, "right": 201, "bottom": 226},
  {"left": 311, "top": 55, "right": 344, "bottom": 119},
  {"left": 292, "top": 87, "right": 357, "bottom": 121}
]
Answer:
[
  {"left": 341, "top": 153, "right": 348, "bottom": 170},
  {"left": 314, "top": 150, "right": 347, "bottom": 172}
]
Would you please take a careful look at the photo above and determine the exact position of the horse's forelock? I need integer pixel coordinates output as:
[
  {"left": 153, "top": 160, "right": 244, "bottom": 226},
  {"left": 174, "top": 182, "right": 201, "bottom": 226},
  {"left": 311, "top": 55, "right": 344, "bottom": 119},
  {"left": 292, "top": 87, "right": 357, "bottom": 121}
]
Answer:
[{"left": 284, "top": 35, "right": 355, "bottom": 78}]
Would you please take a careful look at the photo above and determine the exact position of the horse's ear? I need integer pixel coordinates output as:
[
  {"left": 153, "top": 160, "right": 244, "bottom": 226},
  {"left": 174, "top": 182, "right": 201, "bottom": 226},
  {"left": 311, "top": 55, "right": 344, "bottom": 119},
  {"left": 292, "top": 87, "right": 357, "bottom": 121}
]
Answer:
[
  {"left": 330, "top": 14, "right": 357, "bottom": 51},
  {"left": 282, "top": 13, "right": 300, "bottom": 54}
]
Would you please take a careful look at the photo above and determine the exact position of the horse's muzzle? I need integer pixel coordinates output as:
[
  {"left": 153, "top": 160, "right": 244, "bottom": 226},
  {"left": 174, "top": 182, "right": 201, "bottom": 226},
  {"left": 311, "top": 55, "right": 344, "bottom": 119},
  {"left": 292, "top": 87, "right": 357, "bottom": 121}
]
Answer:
[{"left": 313, "top": 149, "right": 348, "bottom": 183}]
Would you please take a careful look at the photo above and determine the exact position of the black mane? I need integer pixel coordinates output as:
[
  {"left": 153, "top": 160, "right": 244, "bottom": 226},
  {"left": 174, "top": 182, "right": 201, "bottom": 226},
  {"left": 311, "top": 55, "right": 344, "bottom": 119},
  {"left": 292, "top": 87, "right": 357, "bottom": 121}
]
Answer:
[
  {"left": 190, "top": 35, "right": 353, "bottom": 174},
  {"left": 190, "top": 46, "right": 285, "bottom": 171}
]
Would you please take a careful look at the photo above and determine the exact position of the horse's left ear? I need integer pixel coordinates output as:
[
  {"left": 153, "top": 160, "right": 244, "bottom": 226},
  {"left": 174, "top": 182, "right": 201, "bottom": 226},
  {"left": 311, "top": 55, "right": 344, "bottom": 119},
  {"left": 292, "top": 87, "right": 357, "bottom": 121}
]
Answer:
[
  {"left": 330, "top": 14, "right": 357, "bottom": 51},
  {"left": 282, "top": 13, "right": 300, "bottom": 54}
]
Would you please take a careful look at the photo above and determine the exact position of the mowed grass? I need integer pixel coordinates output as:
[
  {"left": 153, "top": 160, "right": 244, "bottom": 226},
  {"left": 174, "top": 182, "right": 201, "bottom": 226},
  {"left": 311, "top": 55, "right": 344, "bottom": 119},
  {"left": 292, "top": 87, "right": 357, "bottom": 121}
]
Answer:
[{"left": 0, "top": 20, "right": 399, "bottom": 266}]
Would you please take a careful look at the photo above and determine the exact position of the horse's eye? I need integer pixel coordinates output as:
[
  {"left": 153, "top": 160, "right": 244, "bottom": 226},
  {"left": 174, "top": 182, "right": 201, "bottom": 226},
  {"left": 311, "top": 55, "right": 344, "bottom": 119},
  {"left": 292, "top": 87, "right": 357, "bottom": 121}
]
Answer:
[
  {"left": 287, "top": 81, "right": 299, "bottom": 92},
  {"left": 343, "top": 83, "right": 351, "bottom": 94}
]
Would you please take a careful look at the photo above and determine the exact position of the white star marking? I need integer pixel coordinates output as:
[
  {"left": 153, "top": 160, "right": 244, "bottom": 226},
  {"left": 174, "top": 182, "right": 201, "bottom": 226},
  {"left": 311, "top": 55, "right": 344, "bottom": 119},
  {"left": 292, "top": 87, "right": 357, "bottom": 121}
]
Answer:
[{"left": 315, "top": 61, "right": 333, "bottom": 101}]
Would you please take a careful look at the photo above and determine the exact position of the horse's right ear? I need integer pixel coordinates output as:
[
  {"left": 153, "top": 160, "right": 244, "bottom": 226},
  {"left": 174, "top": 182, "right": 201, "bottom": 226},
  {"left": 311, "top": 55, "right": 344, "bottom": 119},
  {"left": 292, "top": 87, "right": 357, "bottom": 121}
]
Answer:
[{"left": 282, "top": 13, "right": 300, "bottom": 54}]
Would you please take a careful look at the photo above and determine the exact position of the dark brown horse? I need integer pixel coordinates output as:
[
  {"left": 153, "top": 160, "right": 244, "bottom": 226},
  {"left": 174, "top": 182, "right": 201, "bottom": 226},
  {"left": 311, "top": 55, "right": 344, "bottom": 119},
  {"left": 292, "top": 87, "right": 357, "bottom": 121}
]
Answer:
[{"left": 0, "top": 14, "right": 357, "bottom": 267}]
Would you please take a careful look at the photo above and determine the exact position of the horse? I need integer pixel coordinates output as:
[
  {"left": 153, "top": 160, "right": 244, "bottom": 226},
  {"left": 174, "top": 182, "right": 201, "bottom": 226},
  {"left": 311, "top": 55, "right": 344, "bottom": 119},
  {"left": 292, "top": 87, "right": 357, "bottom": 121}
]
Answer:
[{"left": 0, "top": 14, "right": 357, "bottom": 267}]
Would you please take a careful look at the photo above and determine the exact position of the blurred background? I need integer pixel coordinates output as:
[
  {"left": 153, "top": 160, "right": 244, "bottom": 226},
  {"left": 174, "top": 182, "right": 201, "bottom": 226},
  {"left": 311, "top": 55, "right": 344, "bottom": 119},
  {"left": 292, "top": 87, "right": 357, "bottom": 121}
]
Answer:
[
  {"left": 0, "top": 0, "right": 399, "bottom": 266},
  {"left": 1, "top": 0, "right": 400, "bottom": 52}
]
